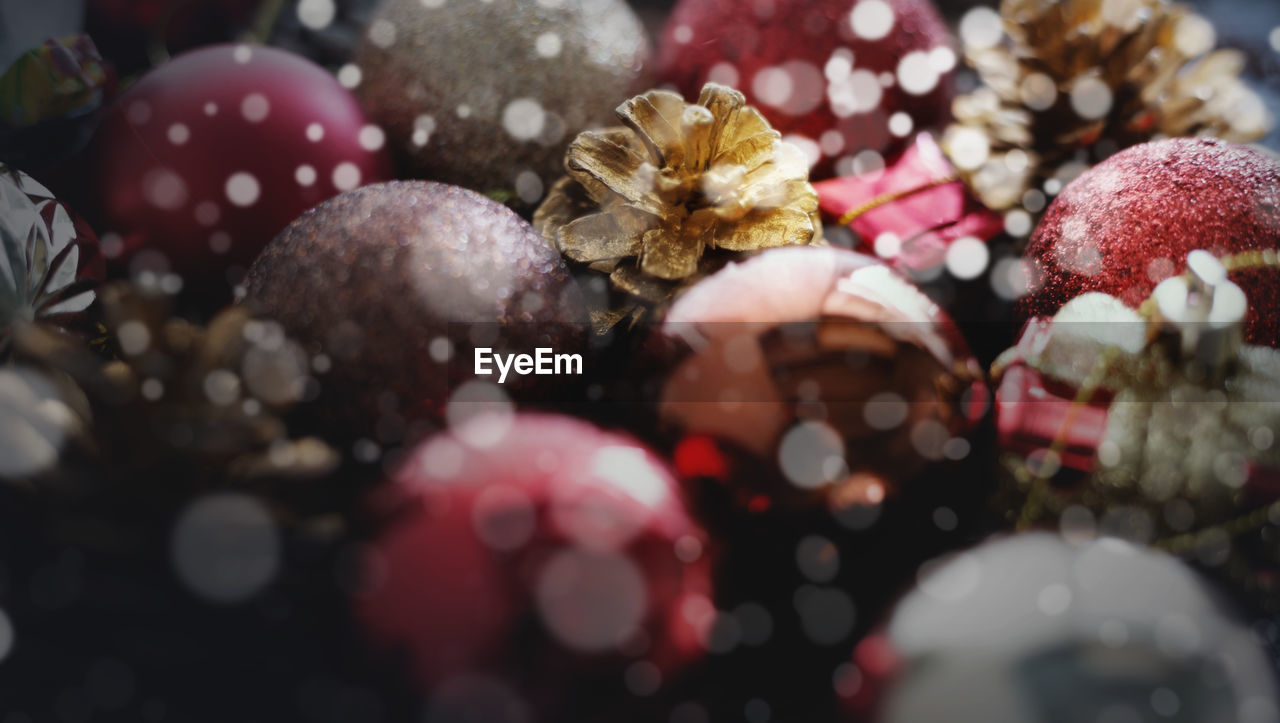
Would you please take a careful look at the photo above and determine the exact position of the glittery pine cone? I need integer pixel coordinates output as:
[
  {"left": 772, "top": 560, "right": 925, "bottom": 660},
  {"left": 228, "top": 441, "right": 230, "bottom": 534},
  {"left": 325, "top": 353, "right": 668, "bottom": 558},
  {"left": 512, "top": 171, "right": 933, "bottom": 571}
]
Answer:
[
  {"left": 943, "top": 0, "right": 1272, "bottom": 212},
  {"left": 534, "top": 83, "right": 823, "bottom": 329}
]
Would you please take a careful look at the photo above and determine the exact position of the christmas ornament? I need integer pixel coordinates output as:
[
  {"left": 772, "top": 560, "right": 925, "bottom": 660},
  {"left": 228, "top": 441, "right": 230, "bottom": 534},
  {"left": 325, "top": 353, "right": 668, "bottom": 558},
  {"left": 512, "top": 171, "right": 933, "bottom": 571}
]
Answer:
[
  {"left": 994, "top": 250, "right": 1280, "bottom": 604},
  {"left": 1018, "top": 138, "right": 1280, "bottom": 347},
  {"left": 944, "top": 0, "right": 1271, "bottom": 213},
  {"left": 656, "top": 246, "right": 985, "bottom": 510},
  {"left": 535, "top": 83, "right": 823, "bottom": 331},
  {"left": 243, "top": 181, "right": 589, "bottom": 427},
  {"left": 356, "top": 413, "right": 713, "bottom": 715},
  {"left": 352, "top": 0, "right": 650, "bottom": 200},
  {"left": 655, "top": 0, "right": 955, "bottom": 177},
  {"left": 90, "top": 43, "right": 392, "bottom": 298},
  {"left": 0, "top": 164, "right": 103, "bottom": 353},
  {"left": 814, "top": 132, "right": 1004, "bottom": 274},
  {"left": 849, "top": 533, "right": 1280, "bottom": 722}
]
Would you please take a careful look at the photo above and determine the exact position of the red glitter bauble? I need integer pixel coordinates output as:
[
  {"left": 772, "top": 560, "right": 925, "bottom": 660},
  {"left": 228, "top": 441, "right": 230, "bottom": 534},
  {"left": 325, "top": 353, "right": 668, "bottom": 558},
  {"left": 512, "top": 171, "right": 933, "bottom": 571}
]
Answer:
[
  {"left": 356, "top": 414, "right": 712, "bottom": 714},
  {"left": 655, "top": 0, "right": 954, "bottom": 177},
  {"left": 1019, "top": 138, "right": 1280, "bottom": 347},
  {"left": 90, "top": 45, "right": 393, "bottom": 299}
]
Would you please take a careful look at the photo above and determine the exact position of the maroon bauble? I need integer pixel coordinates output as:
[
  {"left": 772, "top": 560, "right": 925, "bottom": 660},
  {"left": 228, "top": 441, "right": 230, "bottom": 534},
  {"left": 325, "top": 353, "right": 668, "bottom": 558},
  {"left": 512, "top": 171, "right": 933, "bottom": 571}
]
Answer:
[
  {"left": 1019, "top": 138, "right": 1280, "bottom": 347},
  {"left": 242, "top": 181, "right": 588, "bottom": 427},
  {"left": 91, "top": 44, "right": 392, "bottom": 297},
  {"left": 356, "top": 414, "right": 713, "bottom": 714},
  {"left": 656, "top": 0, "right": 954, "bottom": 177},
  {"left": 656, "top": 246, "right": 985, "bottom": 510}
]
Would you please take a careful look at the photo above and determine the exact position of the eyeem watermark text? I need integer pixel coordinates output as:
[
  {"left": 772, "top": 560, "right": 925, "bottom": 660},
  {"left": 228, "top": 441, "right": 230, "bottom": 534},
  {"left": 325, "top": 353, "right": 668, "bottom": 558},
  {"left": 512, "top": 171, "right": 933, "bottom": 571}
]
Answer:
[{"left": 474, "top": 348, "right": 584, "bottom": 384}]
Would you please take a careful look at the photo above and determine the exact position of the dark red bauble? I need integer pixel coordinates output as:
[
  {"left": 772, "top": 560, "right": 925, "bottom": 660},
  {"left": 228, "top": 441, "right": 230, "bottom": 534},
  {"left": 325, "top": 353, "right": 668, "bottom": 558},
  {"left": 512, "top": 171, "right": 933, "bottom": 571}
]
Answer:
[
  {"left": 356, "top": 414, "right": 713, "bottom": 713},
  {"left": 1019, "top": 138, "right": 1280, "bottom": 347},
  {"left": 656, "top": 246, "right": 985, "bottom": 510},
  {"left": 656, "top": 0, "right": 953, "bottom": 178},
  {"left": 91, "top": 44, "right": 392, "bottom": 294},
  {"left": 242, "top": 181, "right": 588, "bottom": 427}
]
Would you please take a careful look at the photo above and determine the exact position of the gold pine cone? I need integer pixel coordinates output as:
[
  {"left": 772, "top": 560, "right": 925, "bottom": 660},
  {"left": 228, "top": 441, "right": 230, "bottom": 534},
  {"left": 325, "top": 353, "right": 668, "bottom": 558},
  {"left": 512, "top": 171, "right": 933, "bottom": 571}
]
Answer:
[
  {"left": 535, "top": 83, "right": 823, "bottom": 329},
  {"left": 944, "top": 0, "right": 1272, "bottom": 212}
]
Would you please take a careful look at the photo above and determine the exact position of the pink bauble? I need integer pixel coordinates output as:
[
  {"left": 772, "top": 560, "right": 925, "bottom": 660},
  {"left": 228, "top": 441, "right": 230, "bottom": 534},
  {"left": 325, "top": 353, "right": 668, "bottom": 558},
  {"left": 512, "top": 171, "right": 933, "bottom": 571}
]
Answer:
[
  {"left": 356, "top": 414, "right": 713, "bottom": 712},
  {"left": 91, "top": 45, "right": 392, "bottom": 295}
]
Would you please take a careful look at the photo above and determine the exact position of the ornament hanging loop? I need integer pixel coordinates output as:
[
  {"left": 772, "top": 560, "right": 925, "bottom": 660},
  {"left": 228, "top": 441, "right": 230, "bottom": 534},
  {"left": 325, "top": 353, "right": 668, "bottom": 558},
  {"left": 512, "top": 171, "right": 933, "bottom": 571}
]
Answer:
[{"left": 1152, "top": 250, "right": 1246, "bottom": 377}]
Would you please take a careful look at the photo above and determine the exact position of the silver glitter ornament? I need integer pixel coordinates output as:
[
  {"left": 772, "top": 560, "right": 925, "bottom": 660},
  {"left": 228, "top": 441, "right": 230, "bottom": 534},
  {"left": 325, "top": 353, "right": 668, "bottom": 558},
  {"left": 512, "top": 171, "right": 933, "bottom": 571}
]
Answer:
[
  {"left": 352, "top": 0, "right": 651, "bottom": 201},
  {"left": 241, "top": 181, "right": 588, "bottom": 427},
  {"left": 867, "top": 533, "right": 1280, "bottom": 723}
]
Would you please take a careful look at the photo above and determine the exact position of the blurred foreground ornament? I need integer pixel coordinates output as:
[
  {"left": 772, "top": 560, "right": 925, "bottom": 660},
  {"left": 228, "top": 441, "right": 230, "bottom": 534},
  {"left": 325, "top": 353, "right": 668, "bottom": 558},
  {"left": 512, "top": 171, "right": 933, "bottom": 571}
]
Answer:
[
  {"left": 1019, "top": 138, "right": 1280, "bottom": 347},
  {"left": 91, "top": 44, "right": 392, "bottom": 304},
  {"left": 945, "top": 0, "right": 1271, "bottom": 213},
  {"left": 535, "top": 84, "right": 823, "bottom": 332},
  {"left": 353, "top": 0, "right": 650, "bottom": 200},
  {"left": 244, "top": 181, "right": 588, "bottom": 428},
  {"left": 814, "top": 133, "right": 1003, "bottom": 275},
  {"left": 655, "top": 246, "right": 985, "bottom": 510},
  {"left": 851, "top": 533, "right": 1280, "bottom": 722},
  {"left": 655, "top": 0, "right": 954, "bottom": 177},
  {"left": 994, "top": 251, "right": 1280, "bottom": 604},
  {"left": 356, "top": 414, "right": 712, "bottom": 717},
  {"left": 0, "top": 164, "right": 103, "bottom": 353}
]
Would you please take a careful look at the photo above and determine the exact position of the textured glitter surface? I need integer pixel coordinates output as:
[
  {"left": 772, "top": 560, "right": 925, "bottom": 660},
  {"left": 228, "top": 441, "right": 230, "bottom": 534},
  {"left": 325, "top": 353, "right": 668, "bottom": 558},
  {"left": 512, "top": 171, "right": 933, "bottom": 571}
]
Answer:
[
  {"left": 242, "top": 181, "right": 587, "bottom": 424},
  {"left": 1020, "top": 138, "right": 1280, "bottom": 346},
  {"left": 353, "top": 0, "right": 650, "bottom": 198},
  {"left": 656, "top": 0, "right": 953, "bottom": 178}
]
